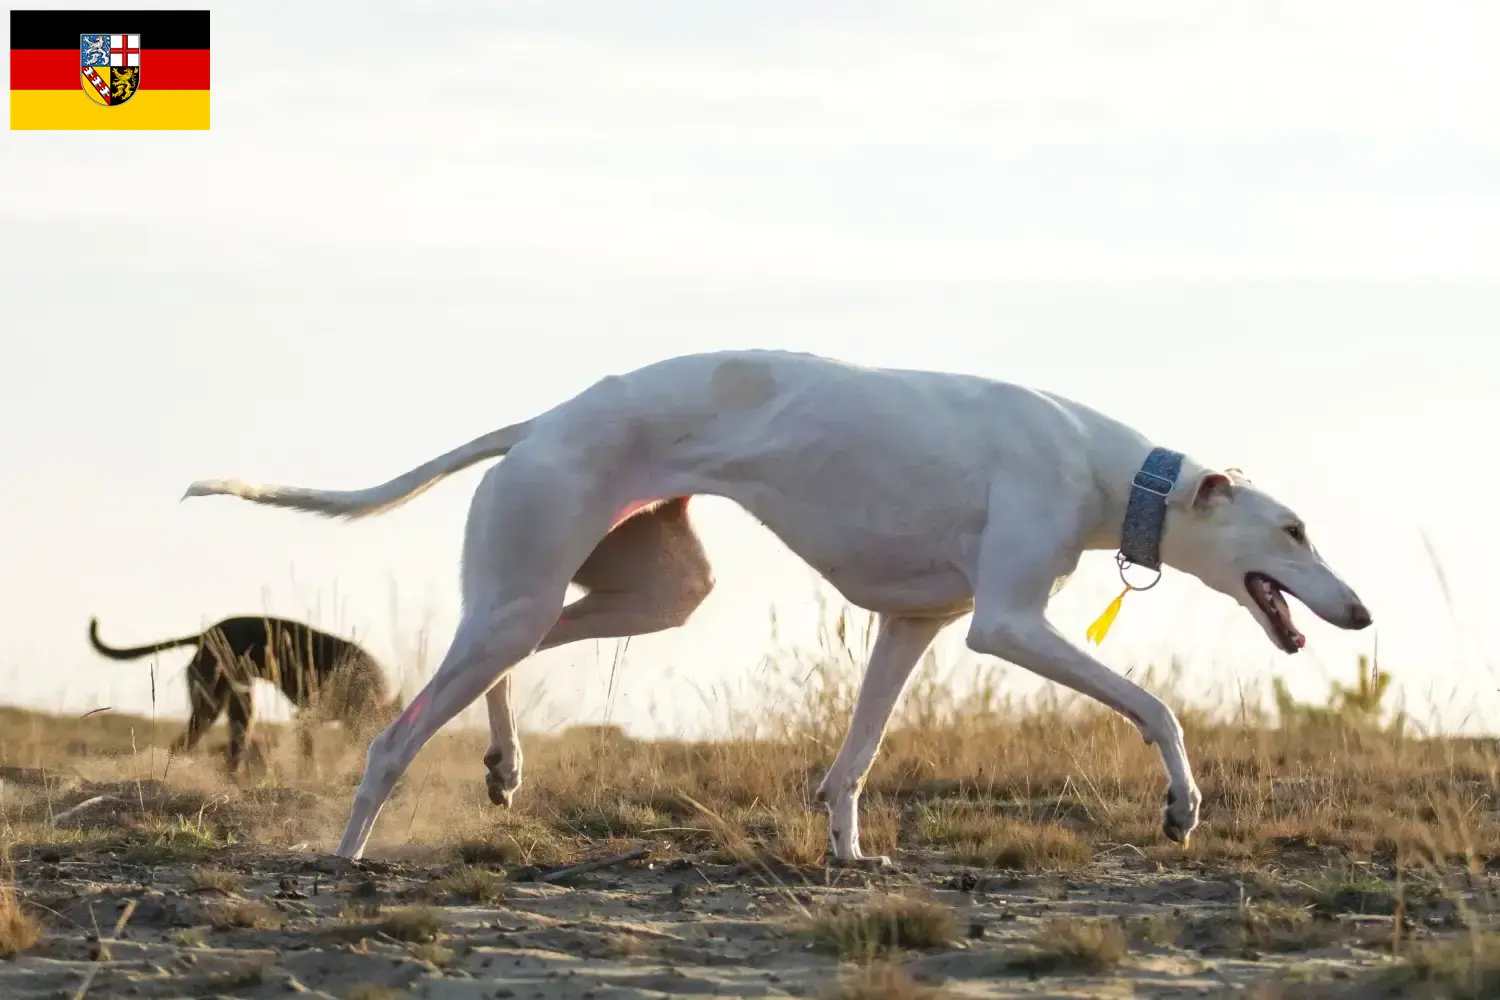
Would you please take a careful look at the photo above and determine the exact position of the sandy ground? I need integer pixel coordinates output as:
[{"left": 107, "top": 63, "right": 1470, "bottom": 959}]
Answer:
[
  {"left": 4, "top": 698, "right": 1492, "bottom": 1000},
  {"left": 4, "top": 836, "right": 1435, "bottom": 1000}
]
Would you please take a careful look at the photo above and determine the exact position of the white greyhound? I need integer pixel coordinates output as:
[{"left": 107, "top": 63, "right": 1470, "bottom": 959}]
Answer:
[{"left": 185, "top": 349, "right": 1372, "bottom": 862}]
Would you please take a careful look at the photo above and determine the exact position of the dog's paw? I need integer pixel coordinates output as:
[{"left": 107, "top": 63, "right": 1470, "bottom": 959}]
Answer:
[
  {"left": 484, "top": 769, "right": 518, "bottom": 808},
  {"left": 483, "top": 752, "right": 521, "bottom": 808},
  {"left": 1160, "top": 785, "right": 1201, "bottom": 847}
]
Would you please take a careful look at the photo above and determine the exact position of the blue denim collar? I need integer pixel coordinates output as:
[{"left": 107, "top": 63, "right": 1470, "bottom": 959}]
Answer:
[{"left": 1118, "top": 447, "right": 1185, "bottom": 573}]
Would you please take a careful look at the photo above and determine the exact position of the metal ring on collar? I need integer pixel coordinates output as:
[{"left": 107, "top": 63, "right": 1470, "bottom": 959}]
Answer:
[{"left": 1115, "top": 552, "right": 1163, "bottom": 592}]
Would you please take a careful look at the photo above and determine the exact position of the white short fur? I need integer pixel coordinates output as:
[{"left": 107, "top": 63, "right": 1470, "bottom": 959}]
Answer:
[{"left": 185, "top": 349, "right": 1372, "bottom": 862}]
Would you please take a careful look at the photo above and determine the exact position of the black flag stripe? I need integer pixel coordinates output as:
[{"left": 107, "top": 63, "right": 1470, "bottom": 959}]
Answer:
[{"left": 10, "top": 10, "right": 210, "bottom": 50}]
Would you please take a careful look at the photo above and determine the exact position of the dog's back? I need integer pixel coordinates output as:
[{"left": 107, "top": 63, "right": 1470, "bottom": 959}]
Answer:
[{"left": 203, "top": 616, "right": 389, "bottom": 710}]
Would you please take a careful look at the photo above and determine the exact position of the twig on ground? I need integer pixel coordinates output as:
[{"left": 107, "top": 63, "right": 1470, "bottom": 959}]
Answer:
[
  {"left": 71, "top": 898, "right": 136, "bottom": 1000},
  {"left": 48, "top": 795, "right": 121, "bottom": 828},
  {"left": 537, "top": 847, "right": 651, "bottom": 884}
]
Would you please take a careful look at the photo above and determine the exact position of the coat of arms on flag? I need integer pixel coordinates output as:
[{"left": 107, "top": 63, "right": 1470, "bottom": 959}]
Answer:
[{"left": 80, "top": 34, "right": 141, "bottom": 106}]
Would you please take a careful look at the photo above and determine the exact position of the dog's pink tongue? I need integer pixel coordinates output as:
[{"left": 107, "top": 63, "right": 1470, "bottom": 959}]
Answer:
[{"left": 1295, "top": 634, "right": 1307, "bottom": 649}]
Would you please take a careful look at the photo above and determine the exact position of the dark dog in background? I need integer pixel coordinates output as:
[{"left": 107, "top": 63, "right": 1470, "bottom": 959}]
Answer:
[{"left": 88, "top": 615, "right": 402, "bottom": 773}]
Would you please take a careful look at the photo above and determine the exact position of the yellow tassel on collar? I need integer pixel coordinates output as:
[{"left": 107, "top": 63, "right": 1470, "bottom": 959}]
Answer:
[{"left": 1086, "top": 584, "right": 1131, "bottom": 645}]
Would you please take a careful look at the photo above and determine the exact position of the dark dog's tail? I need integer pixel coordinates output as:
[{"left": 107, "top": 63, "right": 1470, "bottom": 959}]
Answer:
[{"left": 88, "top": 617, "right": 203, "bottom": 660}]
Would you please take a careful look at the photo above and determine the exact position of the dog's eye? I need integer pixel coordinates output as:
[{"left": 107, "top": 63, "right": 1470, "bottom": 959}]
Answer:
[{"left": 1284, "top": 524, "right": 1306, "bottom": 544}]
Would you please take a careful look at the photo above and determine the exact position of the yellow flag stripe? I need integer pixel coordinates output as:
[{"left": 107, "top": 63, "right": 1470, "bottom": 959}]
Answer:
[{"left": 11, "top": 89, "right": 210, "bottom": 130}]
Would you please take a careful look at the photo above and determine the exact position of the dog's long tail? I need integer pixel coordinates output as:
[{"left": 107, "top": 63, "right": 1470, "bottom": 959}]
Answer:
[
  {"left": 88, "top": 617, "right": 202, "bottom": 660},
  {"left": 181, "top": 419, "right": 536, "bottom": 520}
]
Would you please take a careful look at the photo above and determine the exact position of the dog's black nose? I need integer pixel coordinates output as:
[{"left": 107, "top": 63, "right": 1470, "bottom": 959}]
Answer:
[{"left": 1346, "top": 603, "right": 1373, "bottom": 630}]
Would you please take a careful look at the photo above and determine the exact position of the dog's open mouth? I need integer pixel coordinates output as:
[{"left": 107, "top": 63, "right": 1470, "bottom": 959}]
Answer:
[{"left": 1246, "top": 572, "right": 1305, "bottom": 654}]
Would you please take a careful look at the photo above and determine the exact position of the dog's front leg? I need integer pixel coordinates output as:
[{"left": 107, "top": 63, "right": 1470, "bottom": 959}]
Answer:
[
  {"left": 816, "top": 614, "right": 953, "bottom": 867},
  {"left": 965, "top": 487, "right": 1202, "bottom": 845},
  {"left": 967, "top": 613, "right": 1200, "bottom": 843}
]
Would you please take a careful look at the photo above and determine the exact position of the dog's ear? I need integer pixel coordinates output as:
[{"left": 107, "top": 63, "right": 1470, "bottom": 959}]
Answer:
[{"left": 1172, "top": 469, "right": 1235, "bottom": 511}]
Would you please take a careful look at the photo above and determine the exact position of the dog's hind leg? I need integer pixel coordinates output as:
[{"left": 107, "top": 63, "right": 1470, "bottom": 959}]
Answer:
[
  {"left": 482, "top": 675, "right": 522, "bottom": 807},
  {"left": 335, "top": 456, "right": 636, "bottom": 860},
  {"left": 482, "top": 497, "right": 714, "bottom": 807},
  {"left": 225, "top": 679, "right": 256, "bottom": 775},
  {"left": 815, "top": 614, "right": 955, "bottom": 866}
]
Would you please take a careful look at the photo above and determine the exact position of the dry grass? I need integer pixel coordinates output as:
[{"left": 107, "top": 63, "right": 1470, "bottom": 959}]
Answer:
[
  {"left": 186, "top": 866, "right": 242, "bottom": 894},
  {"left": 321, "top": 905, "right": 448, "bottom": 946},
  {"left": 0, "top": 871, "right": 40, "bottom": 958},
  {"left": 449, "top": 813, "right": 574, "bottom": 868},
  {"left": 1126, "top": 912, "right": 1184, "bottom": 948},
  {"left": 805, "top": 894, "right": 958, "bottom": 960},
  {"left": 430, "top": 865, "right": 505, "bottom": 903},
  {"left": 0, "top": 600, "right": 1493, "bottom": 1000},
  {"left": 408, "top": 939, "right": 456, "bottom": 967},
  {"left": 173, "top": 926, "right": 207, "bottom": 948},
  {"left": 562, "top": 800, "right": 668, "bottom": 839},
  {"left": 1253, "top": 932, "right": 1500, "bottom": 999},
  {"left": 376, "top": 906, "right": 448, "bottom": 943},
  {"left": 603, "top": 930, "right": 663, "bottom": 959},
  {"left": 1006, "top": 917, "right": 1130, "bottom": 975},
  {"left": 915, "top": 803, "right": 1092, "bottom": 870},
  {"left": 1232, "top": 901, "right": 1343, "bottom": 956},
  {"left": 208, "top": 899, "right": 282, "bottom": 931},
  {"left": 1305, "top": 868, "right": 1412, "bottom": 916},
  {"left": 0, "top": 687, "right": 1488, "bottom": 895},
  {"left": 0, "top": 600, "right": 1491, "bottom": 886},
  {"left": 1376, "top": 933, "right": 1500, "bottom": 998}
]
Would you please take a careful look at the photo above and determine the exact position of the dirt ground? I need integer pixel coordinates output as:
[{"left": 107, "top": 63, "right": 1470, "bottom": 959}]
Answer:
[
  {"left": 2, "top": 769, "right": 1491, "bottom": 1000},
  {"left": 1, "top": 824, "right": 1444, "bottom": 999}
]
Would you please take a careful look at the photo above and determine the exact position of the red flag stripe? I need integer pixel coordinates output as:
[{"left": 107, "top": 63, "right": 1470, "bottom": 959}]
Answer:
[{"left": 10, "top": 49, "right": 210, "bottom": 90}]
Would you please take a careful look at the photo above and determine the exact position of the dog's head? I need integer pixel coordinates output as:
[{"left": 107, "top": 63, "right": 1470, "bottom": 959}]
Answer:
[{"left": 1161, "top": 467, "right": 1372, "bottom": 653}]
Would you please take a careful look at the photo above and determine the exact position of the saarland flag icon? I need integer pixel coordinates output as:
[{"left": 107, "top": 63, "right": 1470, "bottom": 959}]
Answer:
[{"left": 10, "top": 10, "right": 210, "bottom": 130}]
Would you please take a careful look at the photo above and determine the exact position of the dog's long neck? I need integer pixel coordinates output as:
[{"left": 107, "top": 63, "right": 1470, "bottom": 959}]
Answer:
[{"left": 1078, "top": 421, "right": 1207, "bottom": 555}]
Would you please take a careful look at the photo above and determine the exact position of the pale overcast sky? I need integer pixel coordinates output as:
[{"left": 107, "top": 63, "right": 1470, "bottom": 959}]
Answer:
[{"left": 2, "top": 1, "right": 1497, "bottom": 737}]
